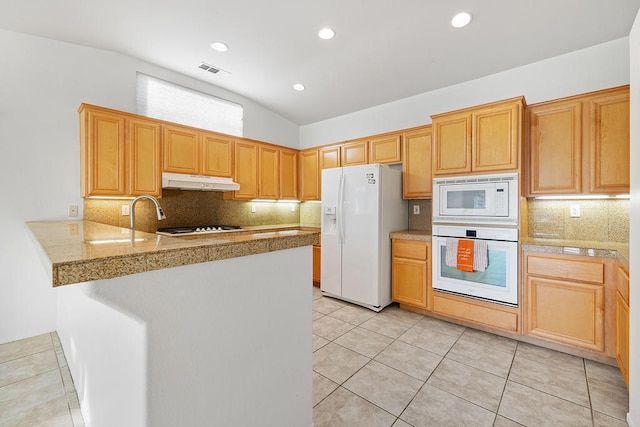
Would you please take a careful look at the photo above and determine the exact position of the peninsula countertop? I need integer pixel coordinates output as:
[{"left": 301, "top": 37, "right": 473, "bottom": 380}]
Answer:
[{"left": 27, "top": 220, "right": 320, "bottom": 287}]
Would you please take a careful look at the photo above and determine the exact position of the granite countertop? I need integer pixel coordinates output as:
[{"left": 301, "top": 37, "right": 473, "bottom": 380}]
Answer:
[
  {"left": 27, "top": 221, "right": 320, "bottom": 287},
  {"left": 389, "top": 230, "right": 432, "bottom": 242},
  {"left": 389, "top": 229, "right": 628, "bottom": 268},
  {"left": 520, "top": 236, "right": 629, "bottom": 267}
]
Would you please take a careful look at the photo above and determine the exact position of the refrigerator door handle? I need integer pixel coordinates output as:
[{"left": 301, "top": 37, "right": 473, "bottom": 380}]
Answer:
[{"left": 338, "top": 171, "right": 345, "bottom": 244}]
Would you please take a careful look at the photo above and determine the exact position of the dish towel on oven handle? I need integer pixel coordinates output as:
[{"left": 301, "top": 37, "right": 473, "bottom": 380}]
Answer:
[
  {"left": 473, "top": 240, "right": 488, "bottom": 272},
  {"left": 445, "top": 238, "right": 458, "bottom": 268},
  {"left": 445, "top": 238, "right": 489, "bottom": 272},
  {"left": 456, "top": 239, "right": 475, "bottom": 272}
]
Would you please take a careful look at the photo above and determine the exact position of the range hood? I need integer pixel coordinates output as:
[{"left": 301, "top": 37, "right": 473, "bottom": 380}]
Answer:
[{"left": 162, "top": 173, "right": 240, "bottom": 192}]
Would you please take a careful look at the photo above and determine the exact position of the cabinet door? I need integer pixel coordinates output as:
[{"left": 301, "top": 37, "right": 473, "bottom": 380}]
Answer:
[
  {"left": 402, "top": 127, "right": 432, "bottom": 199},
  {"left": 589, "top": 91, "right": 630, "bottom": 193},
  {"left": 202, "top": 132, "right": 233, "bottom": 177},
  {"left": 615, "top": 291, "right": 630, "bottom": 386},
  {"left": 526, "top": 276, "right": 604, "bottom": 351},
  {"left": 341, "top": 140, "right": 368, "bottom": 166},
  {"left": 527, "top": 101, "right": 582, "bottom": 195},
  {"left": 233, "top": 140, "right": 259, "bottom": 199},
  {"left": 320, "top": 145, "right": 341, "bottom": 169},
  {"left": 392, "top": 257, "right": 428, "bottom": 309},
  {"left": 472, "top": 101, "right": 520, "bottom": 172},
  {"left": 80, "top": 107, "right": 127, "bottom": 196},
  {"left": 163, "top": 124, "right": 200, "bottom": 174},
  {"left": 129, "top": 118, "right": 162, "bottom": 197},
  {"left": 280, "top": 149, "right": 298, "bottom": 200},
  {"left": 392, "top": 240, "right": 430, "bottom": 309},
  {"left": 313, "top": 245, "right": 321, "bottom": 285},
  {"left": 259, "top": 144, "right": 279, "bottom": 199},
  {"left": 433, "top": 112, "right": 471, "bottom": 175},
  {"left": 370, "top": 134, "right": 401, "bottom": 164},
  {"left": 299, "top": 149, "right": 320, "bottom": 200}
]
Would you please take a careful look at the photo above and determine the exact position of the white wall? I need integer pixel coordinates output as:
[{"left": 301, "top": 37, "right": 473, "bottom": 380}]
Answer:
[
  {"left": 0, "top": 29, "right": 299, "bottom": 344},
  {"left": 300, "top": 38, "right": 630, "bottom": 148},
  {"left": 628, "top": 10, "right": 639, "bottom": 427}
]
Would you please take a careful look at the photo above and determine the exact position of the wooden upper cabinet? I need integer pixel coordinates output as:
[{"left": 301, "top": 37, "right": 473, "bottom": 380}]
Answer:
[
  {"left": 129, "top": 118, "right": 162, "bottom": 197},
  {"left": 202, "top": 132, "right": 233, "bottom": 178},
  {"left": 80, "top": 107, "right": 127, "bottom": 196},
  {"left": 233, "top": 140, "right": 259, "bottom": 200},
  {"left": 279, "top": 148, "right": 298, "bottom": 200},
  {"left": 432, "top": 111, "right": 472, "bottom": 175},
  {"left": 341, "top": 140, "right": 368, "bottom": 166},
  {"left": 79, "top": 104, "right": 161, "bottom": 197},
  {"left": 370, "top": 134, "right": 402, "bottom": 164},
  {"left": 589, "top": 91, "right": 630, "bottom": 194},
  {"left": 320, "top": 145, "right": 341, "bottom": 169},
  {"left": 259, "top": 144, "right": 279, "bottom": 199},
  {"left": 472, "top": 100, "right": 521, "bottom": 172},
  {"left": 163, "top": 125, "right": 199, "bottom": 175},
  {"left": 402, "top": 126, "right": 432, "bottom": 199},
  {"left": 433, "top": 97, "right": 523, "bottom": 176},
  {"left": 526, "top": 86, "right": 629, "bottom": 196},
  {"left": 299, "top": 149, "right": 320, "bottom": 201},
  {"left": 527, "top": 100, "right": 583, "bottom": 195}
]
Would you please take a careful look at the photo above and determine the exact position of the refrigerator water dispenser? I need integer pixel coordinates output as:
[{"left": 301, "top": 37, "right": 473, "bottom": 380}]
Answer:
[{"left": 323, "top": 206, "right": 337, "bottom": 234}]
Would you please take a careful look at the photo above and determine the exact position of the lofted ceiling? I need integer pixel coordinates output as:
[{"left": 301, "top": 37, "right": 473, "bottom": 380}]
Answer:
[{"left": 1, "top": 0, "right": 639, "bottom": 125}]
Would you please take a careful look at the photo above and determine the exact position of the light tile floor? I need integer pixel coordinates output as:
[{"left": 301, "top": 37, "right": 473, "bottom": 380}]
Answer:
[
  {"left": 312, "top": 286, "right": 630, "bottom": 427},
  {"left": 0, "top": 290, "right": 629, "bottom": 426},
  {"left": 0, "top": 332, "right": 84, "bottom": 426}
]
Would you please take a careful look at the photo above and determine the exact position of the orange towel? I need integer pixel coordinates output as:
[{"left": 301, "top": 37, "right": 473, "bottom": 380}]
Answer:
[{"left": 457, "top": 239, "right": 475, "bottom": 272}]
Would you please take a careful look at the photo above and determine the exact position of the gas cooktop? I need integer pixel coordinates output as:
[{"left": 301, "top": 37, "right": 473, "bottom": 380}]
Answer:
[{"left": 156, "top": 225, "right": 242, "bottom": 236}]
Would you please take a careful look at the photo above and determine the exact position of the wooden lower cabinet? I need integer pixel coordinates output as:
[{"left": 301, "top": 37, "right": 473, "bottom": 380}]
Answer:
[
  {"left": 392, "top": 240, "right": 430, "bottom": 310},
  {"left": 615, "top": 266, "right": 630, "bottom": 386},
  {"left": 313, "top": 245, "right": 321, "bottom": 286},
  {"left": 432, "top": 293, "right": 520, "bottom": 333},
  {"left": 524, "top": 253, "right": 605, "bottom": 352}
]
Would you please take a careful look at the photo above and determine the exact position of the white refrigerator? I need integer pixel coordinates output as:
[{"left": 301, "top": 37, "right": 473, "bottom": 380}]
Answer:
[{"left": 321, "top": 164, "right": 408, "bottom": 311}]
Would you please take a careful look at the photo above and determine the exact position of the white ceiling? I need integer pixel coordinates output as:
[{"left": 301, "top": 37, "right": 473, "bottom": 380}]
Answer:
[{"left": 1, "top": 0, "right": 639, "bottom": 125}]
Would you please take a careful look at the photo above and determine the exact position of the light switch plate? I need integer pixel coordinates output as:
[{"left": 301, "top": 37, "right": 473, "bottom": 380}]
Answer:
[{"left": 413, "top": 205, "right": 420, "bottom": 215}]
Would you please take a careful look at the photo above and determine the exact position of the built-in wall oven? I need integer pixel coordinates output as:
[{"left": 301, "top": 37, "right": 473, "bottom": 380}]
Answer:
[
  {"left": 432, "top": 225, "right": 518, "bottom": 306},
  {"left": 432, "top": 173, "right": 519, "bottom": 306}
]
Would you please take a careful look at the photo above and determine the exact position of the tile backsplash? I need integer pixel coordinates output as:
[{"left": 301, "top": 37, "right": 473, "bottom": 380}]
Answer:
[
  {"left": 527, "top": 198, "right": 629, "bottom": 243},
  {"left": 84, "top": 190, "right": 303, "bottom": 233},
  {"left": 408, "top": 200, "right": 432, "bottom": 232}
]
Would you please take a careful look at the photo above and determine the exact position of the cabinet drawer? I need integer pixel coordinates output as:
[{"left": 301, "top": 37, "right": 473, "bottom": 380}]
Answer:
[
  {"left": 617, "top": 266, "right": 629, "bottom": 303},
  {"left": 526, "top": 255, "right": 604, "bottom": 284},
  {"left": 433, "top": 293, "right": 518, "bottom": 333},
  {"left": 393, "top": 240, "right": 428, "bottom": 260}
]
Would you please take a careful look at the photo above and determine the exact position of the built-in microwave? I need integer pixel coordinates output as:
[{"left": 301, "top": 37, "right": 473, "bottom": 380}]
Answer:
[{"left": 433, "top": 173, "right": 518, "bottom": 225}]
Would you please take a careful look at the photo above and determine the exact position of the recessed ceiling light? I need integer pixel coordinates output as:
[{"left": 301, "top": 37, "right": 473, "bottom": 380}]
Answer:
[
  {"left": 451, "top": 12, "right": 472, "bottom": 28},
  {"left": 318, "top": 28, "right": 335, "bottom": 40},
  {"left": 293, "top": 83, "right": 305, "bottom": 91},
  {"left": 210, "top": 41, "right": 229, "bottom": 52}
]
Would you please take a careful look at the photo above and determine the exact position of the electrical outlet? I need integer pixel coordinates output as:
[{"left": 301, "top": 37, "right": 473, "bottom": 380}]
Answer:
[
  {"left": 251, "top": 204, "right": 256, "bottom": 213},
  {"left": 68, "top": 205, "right": 78, "bottom": 217},
  {"left": 413, "top": 205, "right": 420, "bottom": 215},
  {"left": 121, "top": 205, "right": 130, "bottom": 216},
  {"left": 570, "top": 204, "right": 581, "bottom": 218},
  {"left": 290, "top": 204, "right": 295, "bottom": 212}
]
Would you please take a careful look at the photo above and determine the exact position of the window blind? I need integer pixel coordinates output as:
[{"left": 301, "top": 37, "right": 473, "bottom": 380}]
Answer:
[{"left": 136, "top": 72, "right": 243, "bottom": 137}]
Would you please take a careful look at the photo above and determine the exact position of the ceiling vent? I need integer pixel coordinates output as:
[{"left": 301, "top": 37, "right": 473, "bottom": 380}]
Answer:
[{"left": 199, "top": 62, "right": 221, "bottom": 74}]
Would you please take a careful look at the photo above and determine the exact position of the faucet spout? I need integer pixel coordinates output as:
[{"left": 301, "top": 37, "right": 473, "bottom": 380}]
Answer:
[{"left": 130, "top": 195, "right": 166, "bottom": 230}]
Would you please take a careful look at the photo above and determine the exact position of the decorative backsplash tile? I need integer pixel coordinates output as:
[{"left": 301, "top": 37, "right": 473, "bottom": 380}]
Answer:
[
  {"left": 84, "top": 190, "right": 301, "bottom": 233},
  {"left": 527, "top": 198, "right": 629, "bottom": 243},
  {"left": 408, "top": 200, "right": 432, "bottom": 232}
]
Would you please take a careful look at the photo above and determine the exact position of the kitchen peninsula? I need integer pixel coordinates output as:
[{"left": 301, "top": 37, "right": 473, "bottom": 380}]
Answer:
[{"left": 27, "top": 220, "right": 319, "bottom": 427}]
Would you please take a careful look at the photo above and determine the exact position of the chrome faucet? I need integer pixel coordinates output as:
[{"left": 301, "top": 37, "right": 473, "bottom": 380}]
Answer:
[{"left": 130, "top": 195, "right": 166, "bottom": 230}]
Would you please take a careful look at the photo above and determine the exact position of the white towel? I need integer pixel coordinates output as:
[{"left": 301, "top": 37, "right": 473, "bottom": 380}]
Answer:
[
  {"left": 445, "top": 238, "right": 458, "bottom": 268},
  {"left": 473, "top": 240, "right": 488, "bottom": 272}
]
